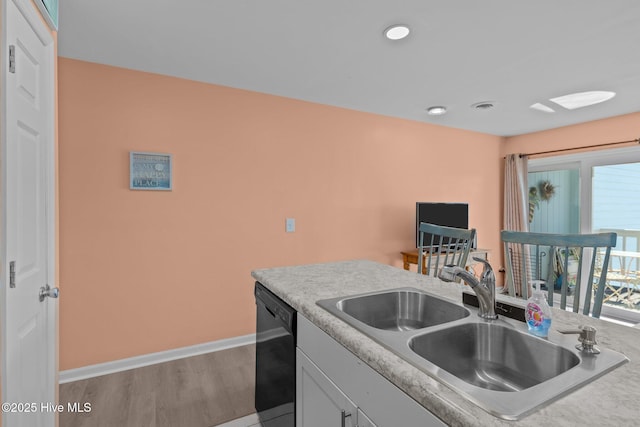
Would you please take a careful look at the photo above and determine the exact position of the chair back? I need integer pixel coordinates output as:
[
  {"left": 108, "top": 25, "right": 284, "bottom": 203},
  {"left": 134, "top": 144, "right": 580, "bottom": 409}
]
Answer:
[
  {"left": 417, "top": 223, "right": 476, "bottom": 277},
  {"left": 501, "top": 230, "right": 617, "bottom": 318}
]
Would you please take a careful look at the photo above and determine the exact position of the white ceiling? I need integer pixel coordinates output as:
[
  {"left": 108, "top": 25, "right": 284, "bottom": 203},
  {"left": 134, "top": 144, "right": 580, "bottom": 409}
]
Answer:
[{"left": 58, "top": 0, "right": 640, "bottom": 136}]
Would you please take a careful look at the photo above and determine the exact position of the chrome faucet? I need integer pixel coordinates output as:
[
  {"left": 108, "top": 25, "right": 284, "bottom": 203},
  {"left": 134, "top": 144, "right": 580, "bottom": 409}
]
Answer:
[{"left": 439, "top": 257, "right": 498, "bottom": 320}]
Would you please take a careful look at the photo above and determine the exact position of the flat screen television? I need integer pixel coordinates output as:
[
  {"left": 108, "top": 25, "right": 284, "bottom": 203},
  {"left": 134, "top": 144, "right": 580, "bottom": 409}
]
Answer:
[{"left": 416, "top": 202, "right": 470, "bottom": 249}]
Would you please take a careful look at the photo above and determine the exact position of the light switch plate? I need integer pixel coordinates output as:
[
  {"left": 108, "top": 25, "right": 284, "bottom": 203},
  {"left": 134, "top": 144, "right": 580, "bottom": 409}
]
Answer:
[{"left": 285, "top": 218, "right": 296, "bottom": 233}]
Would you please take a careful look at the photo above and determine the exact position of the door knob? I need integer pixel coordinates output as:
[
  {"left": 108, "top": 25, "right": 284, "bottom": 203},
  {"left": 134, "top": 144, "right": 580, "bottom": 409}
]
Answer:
[{"left": 39, "top": 284, "right": 60, "bottom": 302}]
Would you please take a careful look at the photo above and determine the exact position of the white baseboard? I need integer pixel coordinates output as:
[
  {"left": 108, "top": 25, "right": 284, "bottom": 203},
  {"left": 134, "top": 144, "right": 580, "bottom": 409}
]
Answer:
[{"left": 59, "top": 333, "right": 256, "bottom": 384}]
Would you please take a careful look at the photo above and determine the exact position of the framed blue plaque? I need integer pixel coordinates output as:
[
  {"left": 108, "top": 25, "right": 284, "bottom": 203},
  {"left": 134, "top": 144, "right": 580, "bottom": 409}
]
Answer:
[
  {"left": 130, "top": 152, "right": 173, "bottom": 191},
  {"left": 36, "top": 0, "right": 58, "bottom": 30}
]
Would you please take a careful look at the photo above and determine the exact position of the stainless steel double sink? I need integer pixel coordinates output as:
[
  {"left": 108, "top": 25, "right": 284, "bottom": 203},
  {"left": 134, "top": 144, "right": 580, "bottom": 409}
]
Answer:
[{"left": 316, "top": 287, "right": 628, "bottom": 420}]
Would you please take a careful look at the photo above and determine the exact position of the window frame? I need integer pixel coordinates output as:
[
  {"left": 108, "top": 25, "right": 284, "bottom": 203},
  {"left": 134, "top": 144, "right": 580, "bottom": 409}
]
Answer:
[{"left": 528, "top": 145, "right": 640, "bottom": 323}]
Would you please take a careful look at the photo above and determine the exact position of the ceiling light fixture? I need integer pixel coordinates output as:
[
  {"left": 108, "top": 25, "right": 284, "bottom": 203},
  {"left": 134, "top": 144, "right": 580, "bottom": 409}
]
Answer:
[
  {"left": 426, "top": 106, "right": 447, "bottom": 116},
  {"left": 530, "top": 103, "right": 555, "bottom": 113},
  {"left": 549, "top": 91, "right": 616, "bottom": 110},
  {"left": 384, "top": 25, "right": 410, "bottom": 40}
]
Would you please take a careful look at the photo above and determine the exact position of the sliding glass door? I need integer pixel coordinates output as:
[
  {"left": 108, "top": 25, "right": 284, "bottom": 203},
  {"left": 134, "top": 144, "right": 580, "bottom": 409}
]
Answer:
[
  {"left": 592, "top": 162, "right": 640, "bottom": 319},
  {"left": 528, "top": 167, "right": 580, "bottom": 234},
  {"left": 529, "top": 146, "right": 640, "bottom": 323}
]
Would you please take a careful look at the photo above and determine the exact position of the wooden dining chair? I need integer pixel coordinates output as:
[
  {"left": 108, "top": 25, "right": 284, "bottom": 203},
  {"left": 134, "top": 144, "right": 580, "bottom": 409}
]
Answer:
[
  {"left": 501, "top": 230, "right": 617, "bottom": 318},
  {"left": 417, "top": 223, "right": 476, "bottom": 277}
]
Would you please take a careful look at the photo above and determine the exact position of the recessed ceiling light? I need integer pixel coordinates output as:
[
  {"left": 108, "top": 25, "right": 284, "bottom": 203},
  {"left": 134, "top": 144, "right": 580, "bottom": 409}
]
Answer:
[
  {"left": 426, "top": 106, "right": 447, "bottom": 116},
  {"left": 530, "top": 103, "right": 555, "bottom": 113},
  {"left": 384, "top": 25, "right": 410, "bottom": 40},
  {"left": 549, "top": 91, "right": 616, "bottom": 110}
]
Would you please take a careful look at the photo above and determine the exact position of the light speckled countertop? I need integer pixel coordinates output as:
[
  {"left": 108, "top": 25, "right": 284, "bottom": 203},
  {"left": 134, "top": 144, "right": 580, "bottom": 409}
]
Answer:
[{"left": 252, "top": 259, "right": 640, "bottom": 427}]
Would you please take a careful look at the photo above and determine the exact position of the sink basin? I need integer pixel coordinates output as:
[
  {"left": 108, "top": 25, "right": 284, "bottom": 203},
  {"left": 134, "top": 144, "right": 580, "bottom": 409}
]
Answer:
[
  {"left": 317, "top": 287, "right": 629, "bottom": 420},
  {"left": 317, "top": 288, "right": 470, "bottom": 333},
  {"left": 335, "top": 289, "right": 470, "bottom": 331},
  {"left": 409, "top": 322, "right": 579, "bottom": 392}
]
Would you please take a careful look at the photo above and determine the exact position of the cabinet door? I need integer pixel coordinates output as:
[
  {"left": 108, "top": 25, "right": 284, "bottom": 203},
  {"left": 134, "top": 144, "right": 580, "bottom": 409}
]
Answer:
[
  {"left": 357, "top": 408, "right": 377, "bottom": 427},
  {"left": 297, "top": 349, "right": 357, "bottom": 427}
]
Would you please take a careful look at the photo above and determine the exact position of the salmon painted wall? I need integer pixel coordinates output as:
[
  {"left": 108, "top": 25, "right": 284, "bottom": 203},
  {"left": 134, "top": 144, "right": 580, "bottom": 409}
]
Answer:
[
  {"left": 503, "top": 111, "right": 640, "bottom": 157},
  {"left": 58, "top": 58, "right": 503, "bottom": 370}
]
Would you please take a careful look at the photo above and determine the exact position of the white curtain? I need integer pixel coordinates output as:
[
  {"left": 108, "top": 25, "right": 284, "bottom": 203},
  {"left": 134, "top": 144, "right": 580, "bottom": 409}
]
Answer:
[{"left": 504, "top": 154, "right": 529, "bottom": 296}]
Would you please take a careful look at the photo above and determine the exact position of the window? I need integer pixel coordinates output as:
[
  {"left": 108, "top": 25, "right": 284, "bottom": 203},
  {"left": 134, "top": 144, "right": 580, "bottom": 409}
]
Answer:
[
  {"left": 528, "top": 167, "right": 580, "bottom": 234},
  {"left": 529, "top": 146, "right": 640, "bottom": 323}
]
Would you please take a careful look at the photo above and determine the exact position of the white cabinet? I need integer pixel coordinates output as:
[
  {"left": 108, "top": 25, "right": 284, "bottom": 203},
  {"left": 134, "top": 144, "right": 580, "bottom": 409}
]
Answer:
[
  {"left": 296, "top": 349, "right": 363, "bottom": 427},
  {"left": 296, "top": 314, "right": 445, "bottom": 427},
  {"left": 356, "top": 408, "right": 377, "bottom": 427}
]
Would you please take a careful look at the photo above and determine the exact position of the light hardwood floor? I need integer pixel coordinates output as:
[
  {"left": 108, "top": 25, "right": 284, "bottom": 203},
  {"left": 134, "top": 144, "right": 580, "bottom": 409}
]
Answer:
[{"left": 59, "top": 344, "right": 256, "bottom": 427}]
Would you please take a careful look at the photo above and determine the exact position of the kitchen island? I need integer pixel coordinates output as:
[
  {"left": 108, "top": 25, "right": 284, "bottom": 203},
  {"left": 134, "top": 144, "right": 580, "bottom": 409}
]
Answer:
[{"left": 252, "top": 259, "right": 640, "bottom": 427}]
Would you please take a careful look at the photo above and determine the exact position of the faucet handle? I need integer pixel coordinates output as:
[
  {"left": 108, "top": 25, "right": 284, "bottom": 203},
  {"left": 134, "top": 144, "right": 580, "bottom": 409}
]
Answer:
[
  {"left": 472, "top": 256, "right": 491, "bottom": 269},
  {"left": 558, "top": 325, "right": 600, "bottom": 354},
  {"left": 472, "top": 257, "right": 494, "bottom": 282}
]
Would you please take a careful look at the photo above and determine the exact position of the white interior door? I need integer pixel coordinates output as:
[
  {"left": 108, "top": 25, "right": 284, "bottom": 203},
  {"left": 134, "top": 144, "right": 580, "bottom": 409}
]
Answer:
[{"left": 2, "top": 0, "right": 57, "bottom": 426}]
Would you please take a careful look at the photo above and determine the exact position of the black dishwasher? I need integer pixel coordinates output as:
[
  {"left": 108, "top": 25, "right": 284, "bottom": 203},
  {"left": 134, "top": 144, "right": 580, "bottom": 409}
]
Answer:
[{"left": 255, "top": 282, "right": 296, "bottom": 427}]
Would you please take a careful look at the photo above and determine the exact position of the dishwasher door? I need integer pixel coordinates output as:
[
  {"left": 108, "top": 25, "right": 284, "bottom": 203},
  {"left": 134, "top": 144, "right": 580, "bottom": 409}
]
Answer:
[{"left": 255, "top": 282, "right": 296, "bottom": 426}]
